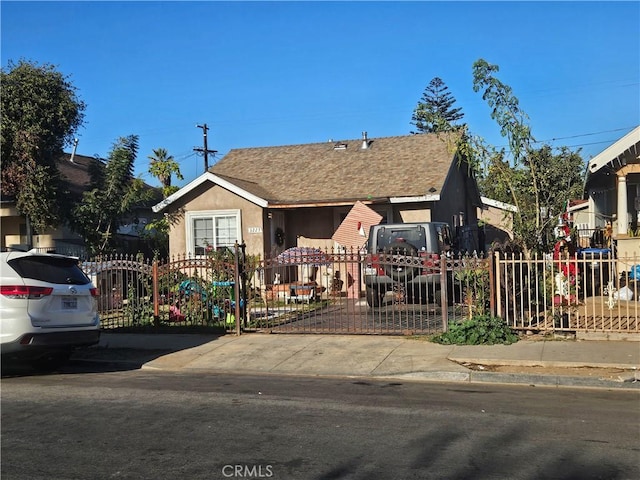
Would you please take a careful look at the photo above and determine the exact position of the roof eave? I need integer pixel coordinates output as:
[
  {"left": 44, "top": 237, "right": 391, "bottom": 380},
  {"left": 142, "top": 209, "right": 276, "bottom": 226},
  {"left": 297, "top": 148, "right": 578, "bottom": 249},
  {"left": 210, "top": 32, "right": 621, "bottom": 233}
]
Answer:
[
  {"left": 389, "top": 194, "right": 440, "bottom": 204},
  {"left": 480, "top": 196, "right": 518, "bottom": 213},
  {"left": 587, "top": 126, "right": 640, "bottom": 176},
  {"left": 152, "top": 172, "right": 269, "bottom": 213}
]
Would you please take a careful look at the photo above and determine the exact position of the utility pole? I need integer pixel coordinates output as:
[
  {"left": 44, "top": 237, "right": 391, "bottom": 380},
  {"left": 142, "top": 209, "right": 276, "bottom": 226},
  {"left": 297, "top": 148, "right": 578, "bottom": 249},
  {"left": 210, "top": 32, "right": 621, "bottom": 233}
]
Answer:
[{"left": 194, "top": 123, "right": 217, "bottom": 172}]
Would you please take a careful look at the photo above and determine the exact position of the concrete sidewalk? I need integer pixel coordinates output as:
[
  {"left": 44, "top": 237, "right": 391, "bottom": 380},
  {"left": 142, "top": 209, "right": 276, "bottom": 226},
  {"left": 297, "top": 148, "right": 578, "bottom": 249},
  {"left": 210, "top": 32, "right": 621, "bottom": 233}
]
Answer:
[{"left": 81, "top": 332, "right": 640, "bottom": 389}]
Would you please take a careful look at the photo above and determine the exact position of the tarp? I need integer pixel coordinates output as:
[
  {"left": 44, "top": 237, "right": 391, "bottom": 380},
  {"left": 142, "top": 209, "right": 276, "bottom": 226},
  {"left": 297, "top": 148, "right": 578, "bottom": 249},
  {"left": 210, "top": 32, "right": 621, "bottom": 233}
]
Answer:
[
  {"left": 331, "top": 201, "right": 382, "bottom": 249},
  {"left": 275, "top": 246, "right": 331, "bottom": 266}
]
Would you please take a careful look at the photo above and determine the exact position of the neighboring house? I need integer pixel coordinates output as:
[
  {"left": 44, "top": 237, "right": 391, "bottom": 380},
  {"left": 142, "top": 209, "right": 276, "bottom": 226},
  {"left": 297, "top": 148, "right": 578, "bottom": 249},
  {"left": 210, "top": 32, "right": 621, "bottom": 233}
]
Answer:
[
  {"left": 567, "top": 199, "right": 591, "bottom": 247},
  {"left": 477, "top": 196, "right": 517, "bottom": 249},
  {"left": 583, "top": 125, "right": 640, "bottom": 259},
  {"left": 0, "top": 153, "right": 160, "bottom": 258},
  {"left": 154, "top": 132, "right": 490, "bottom": 260}
]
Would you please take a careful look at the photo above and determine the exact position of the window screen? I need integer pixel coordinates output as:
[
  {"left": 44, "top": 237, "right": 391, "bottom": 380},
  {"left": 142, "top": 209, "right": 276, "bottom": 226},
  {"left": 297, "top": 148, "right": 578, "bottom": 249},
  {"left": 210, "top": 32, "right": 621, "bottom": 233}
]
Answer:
[
  {"left": 215, "top": 216, "right": 237, "bottom": 247},
  {"left": 193, "top": 217, "right": 214, "bottom": 255}
]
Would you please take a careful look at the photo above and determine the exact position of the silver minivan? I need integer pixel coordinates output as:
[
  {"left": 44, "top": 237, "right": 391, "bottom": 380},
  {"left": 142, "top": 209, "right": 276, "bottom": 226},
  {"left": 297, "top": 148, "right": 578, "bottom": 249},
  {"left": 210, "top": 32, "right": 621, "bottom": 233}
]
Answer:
[{"left": 1, "top": 250, "right": 100, "bottom": 370}]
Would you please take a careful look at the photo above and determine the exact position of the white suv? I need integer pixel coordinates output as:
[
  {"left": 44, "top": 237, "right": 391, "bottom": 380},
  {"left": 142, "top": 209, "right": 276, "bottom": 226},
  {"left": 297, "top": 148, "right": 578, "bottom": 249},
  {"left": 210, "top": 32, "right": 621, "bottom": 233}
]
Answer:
[{"left": 1, "top": 250, "right": 100, "bottom": 370}]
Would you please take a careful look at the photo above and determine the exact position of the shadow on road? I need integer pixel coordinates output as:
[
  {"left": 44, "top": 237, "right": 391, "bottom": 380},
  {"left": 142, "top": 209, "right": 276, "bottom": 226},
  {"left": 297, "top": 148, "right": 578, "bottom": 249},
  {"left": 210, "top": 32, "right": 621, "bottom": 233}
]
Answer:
[{"left": 1, "top": 333, "right": 224, "bottom": 377}]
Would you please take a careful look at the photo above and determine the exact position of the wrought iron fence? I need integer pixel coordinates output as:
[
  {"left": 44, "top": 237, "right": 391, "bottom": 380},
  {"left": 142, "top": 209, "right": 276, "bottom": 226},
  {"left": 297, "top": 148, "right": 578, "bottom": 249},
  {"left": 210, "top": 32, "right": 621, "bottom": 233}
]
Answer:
[
  {"left": 495, "top": 251, "right": 639, "bottom": 333},
  {"left": 245, "top": 247, "right": 486, "bottom": 335},
  {"left": 81, "top": 252, "right": 240, "bottom": 332},
  {"left": 80, "top": 246, "right": 639, "bottom": 335}
]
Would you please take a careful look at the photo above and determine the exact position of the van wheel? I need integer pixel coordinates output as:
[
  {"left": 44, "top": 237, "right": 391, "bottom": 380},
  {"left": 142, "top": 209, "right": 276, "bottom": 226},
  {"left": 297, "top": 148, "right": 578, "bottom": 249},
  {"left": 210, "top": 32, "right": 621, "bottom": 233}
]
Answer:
[
  {"left": 366, "top": 286, "right": 384, "bottom": 307},
  {"left": 383, "top": 241, "right": 419, "bottom": 281}
]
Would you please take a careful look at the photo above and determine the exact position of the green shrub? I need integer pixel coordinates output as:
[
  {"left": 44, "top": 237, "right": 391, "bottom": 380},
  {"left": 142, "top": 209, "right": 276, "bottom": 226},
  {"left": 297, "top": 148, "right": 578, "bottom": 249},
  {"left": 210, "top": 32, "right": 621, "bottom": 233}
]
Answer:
[{"left": 432, "top": 315, "right": 519, "bottom": 345}]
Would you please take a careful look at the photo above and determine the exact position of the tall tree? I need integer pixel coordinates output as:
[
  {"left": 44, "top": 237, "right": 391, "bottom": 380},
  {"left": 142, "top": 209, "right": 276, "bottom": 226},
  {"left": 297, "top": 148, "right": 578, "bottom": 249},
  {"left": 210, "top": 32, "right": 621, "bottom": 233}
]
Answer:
[
  {"left": 472, "top": 59, "right": 584, "bottom": 252},
  {"left": 1, "top": 59, "right": 85, "bottom": 234},
  {"left": 144, "top": 147, "right": 184, "bottom": 257},
  {"left": 148, "top": 147, "right": 183, "bottom": 198},
  {"left": 72, "top": 135, "right": 151, "bottom": 255},
  {"left": 411, "top": 77, "right": 464, "bottom": 134}
]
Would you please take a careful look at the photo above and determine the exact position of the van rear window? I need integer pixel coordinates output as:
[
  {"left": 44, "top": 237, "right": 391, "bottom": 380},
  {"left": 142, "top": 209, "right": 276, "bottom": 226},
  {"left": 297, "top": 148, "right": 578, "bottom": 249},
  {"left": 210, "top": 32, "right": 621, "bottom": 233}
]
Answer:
[{"left": 8, "top": 256, "right": 90, "bottom": 285}]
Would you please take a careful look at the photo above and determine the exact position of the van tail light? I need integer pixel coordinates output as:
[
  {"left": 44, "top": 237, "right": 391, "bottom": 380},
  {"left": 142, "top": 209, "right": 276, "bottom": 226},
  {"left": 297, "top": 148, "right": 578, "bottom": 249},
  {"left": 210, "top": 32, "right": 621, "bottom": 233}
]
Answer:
[
  {"left": 90, "top": 287, "right": 99, "bottom": 297},
  {"left": 0, "top": 285, "right": 54, "bottom": 299}
]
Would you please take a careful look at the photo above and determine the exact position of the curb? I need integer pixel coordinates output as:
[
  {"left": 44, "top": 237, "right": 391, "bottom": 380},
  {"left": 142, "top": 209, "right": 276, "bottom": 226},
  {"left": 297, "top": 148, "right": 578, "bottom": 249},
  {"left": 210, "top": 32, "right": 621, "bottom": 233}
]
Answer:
[
  {"left": 391, "top": 370, "right": 640, "bottom": 390},
  {"left": 71, "top": 355, "right": 640, "bottom": 390}
]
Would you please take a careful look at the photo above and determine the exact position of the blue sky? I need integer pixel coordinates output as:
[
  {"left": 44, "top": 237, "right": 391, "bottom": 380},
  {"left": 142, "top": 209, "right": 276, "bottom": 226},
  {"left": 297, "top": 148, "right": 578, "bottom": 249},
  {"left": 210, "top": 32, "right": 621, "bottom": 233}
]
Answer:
[{"left": 2, "top": 1, "right": 639, "bottom": 188}]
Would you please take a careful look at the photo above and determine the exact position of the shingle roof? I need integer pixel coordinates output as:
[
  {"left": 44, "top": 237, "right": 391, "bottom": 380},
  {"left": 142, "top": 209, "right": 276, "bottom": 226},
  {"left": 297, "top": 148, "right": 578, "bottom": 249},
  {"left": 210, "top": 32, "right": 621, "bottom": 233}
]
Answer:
[
  {"left": 56, "top": 153, "right": 160, "bottom": 203},
  {"left": 56, "top": 153, "right": 100, "bottom": 196},
  {"left": 210, "top": 133, "right": 461, "bottom": 205},
  {"left": 0, "top": 153, "right": 98, "bottom": 203}
]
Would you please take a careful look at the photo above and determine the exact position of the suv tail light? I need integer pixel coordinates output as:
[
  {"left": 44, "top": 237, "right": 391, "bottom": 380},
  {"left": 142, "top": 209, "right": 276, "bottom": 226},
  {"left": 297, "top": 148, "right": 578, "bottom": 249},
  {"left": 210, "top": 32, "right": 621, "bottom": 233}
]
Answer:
[
  {"left": 364, "top": 254, "right": 383, "bottom": 276},
  {"left": 420, "top": 252, "right": 440, "bottom": 274},
  {"left": 90, "top": 287, "right": 99, "bottom": 297},
  {"left": 0, "top": 285, "right": 54, "bottom": 299}
]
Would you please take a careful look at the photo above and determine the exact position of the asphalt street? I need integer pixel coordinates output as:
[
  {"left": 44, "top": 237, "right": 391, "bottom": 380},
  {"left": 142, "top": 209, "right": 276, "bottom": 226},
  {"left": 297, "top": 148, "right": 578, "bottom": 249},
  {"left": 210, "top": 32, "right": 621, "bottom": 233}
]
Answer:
[{"left": 2, "top": 369, "right": 639, "bottom": 480}]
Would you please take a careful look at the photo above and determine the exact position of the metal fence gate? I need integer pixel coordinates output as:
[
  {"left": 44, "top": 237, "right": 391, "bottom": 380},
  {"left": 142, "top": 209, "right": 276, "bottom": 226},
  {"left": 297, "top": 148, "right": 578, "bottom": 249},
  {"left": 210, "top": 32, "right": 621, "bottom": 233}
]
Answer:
[{"left": 250, "top": 249, "right": 455, "bottom": 335}]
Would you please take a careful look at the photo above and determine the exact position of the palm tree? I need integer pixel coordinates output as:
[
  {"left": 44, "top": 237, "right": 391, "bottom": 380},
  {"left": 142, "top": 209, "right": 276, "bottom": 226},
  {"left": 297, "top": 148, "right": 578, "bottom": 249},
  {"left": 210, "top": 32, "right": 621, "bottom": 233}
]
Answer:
[{"left": 148, "top": 148, "right": 183, "bottom": 197}]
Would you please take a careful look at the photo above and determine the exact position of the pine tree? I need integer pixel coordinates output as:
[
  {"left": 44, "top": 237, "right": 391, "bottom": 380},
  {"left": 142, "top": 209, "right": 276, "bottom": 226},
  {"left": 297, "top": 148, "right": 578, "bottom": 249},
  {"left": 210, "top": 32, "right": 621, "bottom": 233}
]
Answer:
[{"left": 411, "top": 77, "right": 464, "bottom": 134}]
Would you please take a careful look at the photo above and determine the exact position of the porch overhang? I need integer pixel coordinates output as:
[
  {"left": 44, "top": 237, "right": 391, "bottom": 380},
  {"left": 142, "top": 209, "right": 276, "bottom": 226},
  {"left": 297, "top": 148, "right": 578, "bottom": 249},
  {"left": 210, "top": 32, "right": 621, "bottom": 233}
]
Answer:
[{"left": 587, "top": 126, "right": 640, "bottom": 178}]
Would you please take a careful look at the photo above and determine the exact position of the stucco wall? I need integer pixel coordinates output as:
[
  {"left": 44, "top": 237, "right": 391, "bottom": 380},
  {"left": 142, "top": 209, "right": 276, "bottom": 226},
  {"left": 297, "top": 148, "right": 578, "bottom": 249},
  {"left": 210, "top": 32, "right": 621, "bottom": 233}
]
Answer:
[
  {"left": 0, "top": 214, "right": 82, "bottom": 250},
  {"left": 478, "top": 205, "right": 514, "bottom": 237},
  {"left": 1, "top": 216, "right": 22, "bottom": 248},
  {"left": 615, "top": 237, "right": 640, "bottom": 278},
  {"left": 285, "top": 207, "right": 335, "bottom": 246},
  {"left": 397, "top": 208, "right": 431, "bottom": 223},
  {"left": 168, "top": 182, "right": 265, "bottom": 257}
]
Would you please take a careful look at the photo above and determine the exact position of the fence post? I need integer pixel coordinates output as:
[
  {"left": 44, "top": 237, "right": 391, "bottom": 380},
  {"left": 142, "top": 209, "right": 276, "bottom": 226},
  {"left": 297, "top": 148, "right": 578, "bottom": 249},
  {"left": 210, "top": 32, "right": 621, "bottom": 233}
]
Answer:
[
  {"left": 489, "top": 252, "right": 495, "bottom": 317},
  {"left": 494, "top": 251, "right": 502, "bottom": 319},
  {"left": 152, "top": 259, "right": 159, "bottom": 326},
  {"left": 234, "top": 242, "right": 241, "bottom": 336},
  {"left": 441, "top": 255, "right": 448, "bottom": 332}
]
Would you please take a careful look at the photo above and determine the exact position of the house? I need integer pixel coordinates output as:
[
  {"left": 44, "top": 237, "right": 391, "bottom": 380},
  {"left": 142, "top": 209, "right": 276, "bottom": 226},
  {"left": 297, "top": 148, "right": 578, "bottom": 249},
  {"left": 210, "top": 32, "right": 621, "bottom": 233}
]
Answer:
[
  {"left": 477, "top": 196, "right": 517, "bottom": 249},
  {"left": 0, "top": 152, "right": 160, "bottom": 258},
  {"left": 153, "top": 132, "right": 490, "bottom": 260},
  {"left": 583, "top": 125, "right": 640, "bottom": 260},
  {"left": 566, "top": 199, "right": 591, "bottom": 247}
]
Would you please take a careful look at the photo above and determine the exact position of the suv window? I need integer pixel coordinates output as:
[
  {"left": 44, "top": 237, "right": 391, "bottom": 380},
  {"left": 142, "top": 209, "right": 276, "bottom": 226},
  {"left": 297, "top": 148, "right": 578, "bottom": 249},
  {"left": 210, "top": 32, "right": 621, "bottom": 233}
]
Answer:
[
  {"left": 373, "top": 226, "right": 427, "bottom": 252},
  {"left": 8, "top": 256, "right": 90, "bottom": 285},
  {"left": 436, "top": 224, "right": 453, "bottom": 252}
]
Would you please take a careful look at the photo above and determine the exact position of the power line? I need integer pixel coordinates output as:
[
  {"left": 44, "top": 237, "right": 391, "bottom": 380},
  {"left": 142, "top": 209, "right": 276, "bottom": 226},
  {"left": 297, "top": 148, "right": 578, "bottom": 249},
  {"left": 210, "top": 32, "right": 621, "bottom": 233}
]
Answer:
[{"left": 535, "top": 126, "right": 637, "bottom": 144}]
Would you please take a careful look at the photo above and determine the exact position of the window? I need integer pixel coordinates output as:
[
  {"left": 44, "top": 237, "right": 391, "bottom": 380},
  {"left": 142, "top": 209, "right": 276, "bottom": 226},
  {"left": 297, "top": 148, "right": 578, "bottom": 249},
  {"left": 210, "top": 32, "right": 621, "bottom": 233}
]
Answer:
[
  {"left": 186, "top": 210, "right": 241, "bottom": 255},
  {"left": 9, "top": 256, "right": 90, "bottom": 285}
]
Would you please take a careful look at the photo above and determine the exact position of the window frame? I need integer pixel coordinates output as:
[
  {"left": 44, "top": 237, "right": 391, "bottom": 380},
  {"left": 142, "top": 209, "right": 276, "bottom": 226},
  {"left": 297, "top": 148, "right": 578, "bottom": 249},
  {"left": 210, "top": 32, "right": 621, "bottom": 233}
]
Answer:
[{"left": 185, "top": 210, "right": 242, "bottom": 256}]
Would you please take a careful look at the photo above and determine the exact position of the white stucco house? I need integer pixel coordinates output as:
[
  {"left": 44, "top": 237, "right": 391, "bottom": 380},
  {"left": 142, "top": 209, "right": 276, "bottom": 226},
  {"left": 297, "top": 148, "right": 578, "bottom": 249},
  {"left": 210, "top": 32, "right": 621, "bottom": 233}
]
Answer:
[{"left": 583, "top": 126, "right": 640, "bottom": 259}]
